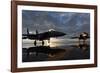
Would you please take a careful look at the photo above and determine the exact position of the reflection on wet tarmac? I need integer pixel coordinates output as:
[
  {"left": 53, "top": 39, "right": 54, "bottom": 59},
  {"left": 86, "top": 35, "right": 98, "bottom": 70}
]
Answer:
[{"left": 22, "top": 43, "right": 90, "bottom": 62}]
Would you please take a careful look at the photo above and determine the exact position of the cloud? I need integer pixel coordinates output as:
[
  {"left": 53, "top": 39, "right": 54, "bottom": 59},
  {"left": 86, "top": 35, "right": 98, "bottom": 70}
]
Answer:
[{"left": 22, "top": 10, "right": 90, "bottom": 36}]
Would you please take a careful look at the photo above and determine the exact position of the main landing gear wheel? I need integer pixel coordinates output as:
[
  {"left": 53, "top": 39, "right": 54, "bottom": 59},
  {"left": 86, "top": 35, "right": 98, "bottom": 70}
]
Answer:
[{"left": 34, "top": 40, "right": 37, "bottom": 46}]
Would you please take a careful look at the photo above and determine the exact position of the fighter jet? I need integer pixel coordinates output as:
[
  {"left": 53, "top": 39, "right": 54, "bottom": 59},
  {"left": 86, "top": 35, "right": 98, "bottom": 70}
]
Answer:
[
  {"left": 22, "top": 28, "right": 66, "bottom": 46},
  {"left": 70, "top": 32, "right": 89, "bottom": 44}
]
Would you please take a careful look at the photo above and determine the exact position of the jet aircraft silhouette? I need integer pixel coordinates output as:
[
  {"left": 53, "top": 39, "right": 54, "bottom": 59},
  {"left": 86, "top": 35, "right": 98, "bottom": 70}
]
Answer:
[{"left": 22, "top": 28, "right": 66, "bottom": 46}]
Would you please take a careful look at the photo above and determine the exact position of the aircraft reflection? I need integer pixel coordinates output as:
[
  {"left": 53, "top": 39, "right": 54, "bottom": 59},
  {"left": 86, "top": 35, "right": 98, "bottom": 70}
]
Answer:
[
  {"left": 22, "top": 43, "right": 90, "bottom": 62},
  {"left": 23, "top": 46, "right": 66, "bottom": 58},
  {"left": 78, "top": 43, "right": 89, "bottom": 51}
]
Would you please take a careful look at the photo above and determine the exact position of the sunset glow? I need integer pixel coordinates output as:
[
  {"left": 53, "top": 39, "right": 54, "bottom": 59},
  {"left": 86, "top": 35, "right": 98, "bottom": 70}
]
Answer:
[{"left": 46, "top": 38, "right": 61, "bottom": 47}]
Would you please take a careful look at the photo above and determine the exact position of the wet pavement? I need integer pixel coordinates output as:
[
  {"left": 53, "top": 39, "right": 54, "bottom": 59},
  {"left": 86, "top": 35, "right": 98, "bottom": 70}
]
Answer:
[{"left": 22, "top": 43, "right": 90, "bottom": 62}]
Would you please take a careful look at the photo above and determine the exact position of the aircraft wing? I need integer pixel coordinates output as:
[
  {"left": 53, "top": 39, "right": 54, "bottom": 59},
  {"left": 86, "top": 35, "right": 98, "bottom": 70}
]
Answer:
[
  {"left": 22, "top": 34, "right": 37, "bottom": 39},
  {"left": 22, "top": 36, "right": 27, "bottom": 39}
]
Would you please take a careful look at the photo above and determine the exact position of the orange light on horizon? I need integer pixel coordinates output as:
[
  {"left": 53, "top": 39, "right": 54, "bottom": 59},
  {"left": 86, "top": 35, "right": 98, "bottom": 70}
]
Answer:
[{"left": 46, "top": 38, "right": 60, "bottom": 47}]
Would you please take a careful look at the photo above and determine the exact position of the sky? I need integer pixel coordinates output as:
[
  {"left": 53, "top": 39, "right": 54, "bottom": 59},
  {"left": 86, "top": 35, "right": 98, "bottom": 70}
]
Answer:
[{"left": 22, "top": 10, "right": 90, "bottom": 37}]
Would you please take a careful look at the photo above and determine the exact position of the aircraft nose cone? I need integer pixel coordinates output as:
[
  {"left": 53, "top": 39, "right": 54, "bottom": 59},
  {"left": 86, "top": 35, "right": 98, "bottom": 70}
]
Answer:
[
  {"left": 61, "top": 32, "right": 66, "bottom": 36},
  {"left": 49, "top": 30, "right": 66, "bottom": 37},
  {"left": 57, "top": 32, "right": 66, "bottom": 36}
]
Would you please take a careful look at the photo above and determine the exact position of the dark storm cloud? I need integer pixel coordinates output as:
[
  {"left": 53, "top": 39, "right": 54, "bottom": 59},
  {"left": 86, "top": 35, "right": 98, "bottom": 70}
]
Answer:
[{"left": 22, "top": 10, "right": 90, "bottom": 36}]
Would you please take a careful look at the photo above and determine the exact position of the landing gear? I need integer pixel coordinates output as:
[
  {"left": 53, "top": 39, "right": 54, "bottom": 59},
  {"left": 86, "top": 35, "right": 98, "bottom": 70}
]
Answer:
[
  {"left": 48, "top": 39, "right": 50, "bottom": 43},
  {"left": 34, "top": 40, "right": 45, "bottom": 46},
  {"left": 78, "top": 38, "right": 87, "bottom": 44},
  {"left": 34, "top": 40, "right": 37, "bottom": 46},
  {"left": 42, "top": 41, "right": 44, "bottom": 46},
  {"left": 47, "top": 39, "right": 50, "bottom": 46},
  {"left": 34, "top": 40, "right": 49, "bottom": 46}
]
